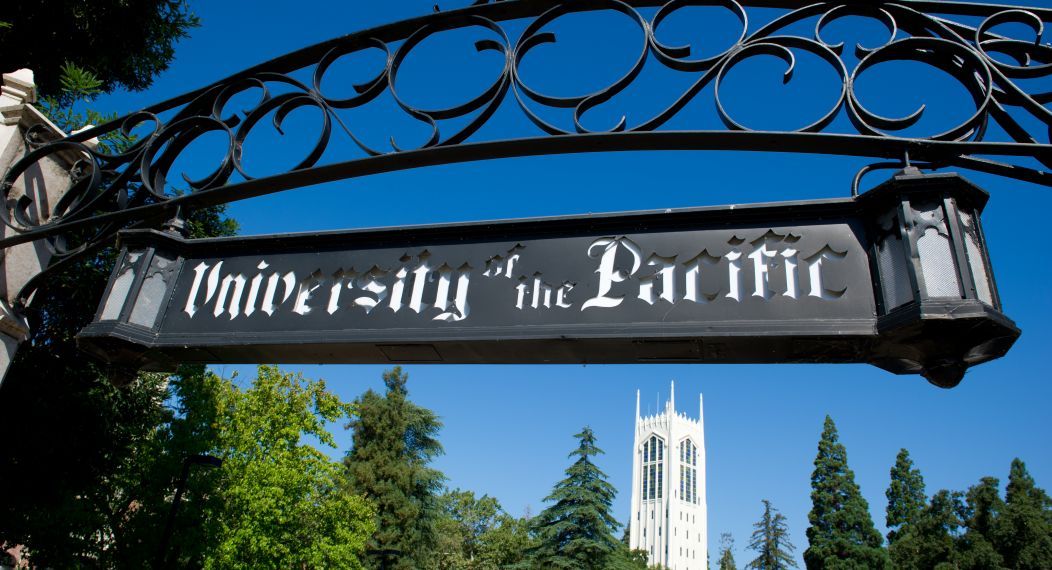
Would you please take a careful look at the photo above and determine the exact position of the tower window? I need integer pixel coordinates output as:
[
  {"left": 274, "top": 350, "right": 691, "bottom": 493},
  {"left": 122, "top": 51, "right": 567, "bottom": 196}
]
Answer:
[
  {"left": 679, "top": 439, "right": 699, "bottom": 505},
  {"left": 641, "top": 435, "right": 665, "bottom": 500}
]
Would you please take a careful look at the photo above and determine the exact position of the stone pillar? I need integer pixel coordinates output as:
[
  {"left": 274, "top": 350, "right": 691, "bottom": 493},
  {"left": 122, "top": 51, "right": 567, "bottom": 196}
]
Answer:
[{"left": 0, "top": 69, "right": 86, "bottom": 383}]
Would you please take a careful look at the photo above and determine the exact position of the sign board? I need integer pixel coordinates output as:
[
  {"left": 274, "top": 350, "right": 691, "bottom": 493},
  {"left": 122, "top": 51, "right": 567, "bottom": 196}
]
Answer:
[{"left": 78, "top": 174, "right": 1019, "bottom": 386}]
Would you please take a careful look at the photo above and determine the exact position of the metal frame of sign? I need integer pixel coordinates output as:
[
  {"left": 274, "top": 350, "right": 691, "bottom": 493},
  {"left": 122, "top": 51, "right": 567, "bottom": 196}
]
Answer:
[{"left": 78, "top": 172, "right": 1019, "bottom": 387}]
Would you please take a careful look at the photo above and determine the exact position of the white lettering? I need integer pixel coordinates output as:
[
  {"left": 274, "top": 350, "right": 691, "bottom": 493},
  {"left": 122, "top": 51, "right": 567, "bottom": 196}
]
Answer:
[{"left": 582, "top": 237, "right": 642, "bottom": 310}]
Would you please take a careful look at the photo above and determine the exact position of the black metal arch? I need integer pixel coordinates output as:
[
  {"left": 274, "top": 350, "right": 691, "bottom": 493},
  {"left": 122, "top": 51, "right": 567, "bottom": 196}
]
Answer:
[{"left": 4, "top": 0, "right": 1052, "bottom": 306}]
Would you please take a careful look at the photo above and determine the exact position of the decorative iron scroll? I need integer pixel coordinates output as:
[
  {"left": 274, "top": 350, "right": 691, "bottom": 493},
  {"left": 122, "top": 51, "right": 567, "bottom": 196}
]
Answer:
[{"left": 3, "top": 0, "right": 1052, "bottom": 304}]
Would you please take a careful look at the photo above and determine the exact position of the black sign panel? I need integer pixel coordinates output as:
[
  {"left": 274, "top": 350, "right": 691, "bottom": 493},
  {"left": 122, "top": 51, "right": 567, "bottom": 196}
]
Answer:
[{"left": 77, "top": 174, "right": 1019, "bottom": 386}]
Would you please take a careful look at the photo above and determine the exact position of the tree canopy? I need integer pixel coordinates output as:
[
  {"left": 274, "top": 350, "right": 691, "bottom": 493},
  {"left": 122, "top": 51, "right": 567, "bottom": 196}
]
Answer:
[
  {"left": 0, "top": 0, "right": 199, "bottom": 98},
  {"left": 718, "top": 532, "right": 739, "bottom": 570},
  {"left": 529, "top": 426, "right": 622, "bottom": 570},
  {"left": 885, "top": 448, "right": 926, "bottom": 545},
  {"left": 747, "top": 500, "right": 797, "bottom": 570},
  {"left": 200, "top": 366, "right": 375, "bottom": 569},
  {"left": 430, "top": 489, "right": 534, "bottom": 570},
  {"left": 803, "top": 416, "right": 888, "bottom": 570},
  {"left": 343, "top": 367, "right": 446, "bottom": 570}
]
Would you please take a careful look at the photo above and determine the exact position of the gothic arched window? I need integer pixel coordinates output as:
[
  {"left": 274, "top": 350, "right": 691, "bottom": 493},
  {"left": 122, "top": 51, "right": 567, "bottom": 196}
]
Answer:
[
  {"left": 641, "top": 434, "right": 664, "bottom": 500},
  {"left": 679, "top": 438, "right": 698, "bottom": 504}
]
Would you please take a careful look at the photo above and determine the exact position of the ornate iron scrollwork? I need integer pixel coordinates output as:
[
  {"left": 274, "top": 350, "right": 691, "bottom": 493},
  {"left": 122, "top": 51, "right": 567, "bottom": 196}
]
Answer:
[{"left": 3, "top": 0, "right": 1052, "bottom": 304}]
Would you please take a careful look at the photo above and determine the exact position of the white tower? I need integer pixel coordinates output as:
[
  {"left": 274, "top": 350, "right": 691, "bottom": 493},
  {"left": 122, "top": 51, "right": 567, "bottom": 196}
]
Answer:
[{"left": 629, "top": 382, "right": 707, "bottom": 570}]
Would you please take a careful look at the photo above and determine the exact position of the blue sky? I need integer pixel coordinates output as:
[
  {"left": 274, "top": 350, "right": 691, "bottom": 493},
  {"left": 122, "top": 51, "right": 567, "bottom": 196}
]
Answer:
[{"left": 88, "top": 0, "right": 1052, "bottom": 564}]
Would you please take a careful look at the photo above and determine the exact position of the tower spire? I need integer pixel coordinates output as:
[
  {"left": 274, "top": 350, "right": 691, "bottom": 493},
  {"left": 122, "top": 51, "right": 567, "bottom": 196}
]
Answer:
[
  {"left": 669, "top": 380, "right": 675, "bottom": 414},
  {"left": 635, "top": 389, "right": 640, "bottom": 420}
]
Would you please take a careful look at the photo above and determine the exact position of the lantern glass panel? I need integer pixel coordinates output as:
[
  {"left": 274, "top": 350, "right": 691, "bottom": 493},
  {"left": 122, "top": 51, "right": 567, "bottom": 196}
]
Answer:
[
  {"left": 958, "top": 210, "right": 994, "bottom": 306},
  {"left": 128, "top": 252, "right": 176, "bottom": 328},
  {"left": 913, "top": 201, "right": 963, "bottom": 298},
  {"left": 875, "top": 211, "right": 912, "bottom": 311},
  {"left": 99, "top": 250, "right": 143, "bottom": 321}
]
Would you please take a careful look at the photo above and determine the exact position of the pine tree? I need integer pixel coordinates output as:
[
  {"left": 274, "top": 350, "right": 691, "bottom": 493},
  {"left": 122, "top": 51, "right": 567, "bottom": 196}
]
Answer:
[
  {"left": 994, "top": 459, "right": 1052, "bottom": 569},
  {"left": 803, "top": 416, "right": 888, "bottom": 570},
  {"left": 888, "top": 490, "right": 962, "bottom": 570},
  {"left": 747, "top": 500, "right": 797, "bottom": 569},
  {"left": 344, "top": 367, "right": 445, "bottom": 570},
  {"left": 885, "top": 449, "right": 926, "bottom": 544},
  {"left": 530, "top": 426, "right": 621, "bottom": 570},
  {"left": 717, "top": 532, "right": 738, "bottom": 570},
  {"left": 955, "top": 476, "right": 1006, "bottom": 570}
]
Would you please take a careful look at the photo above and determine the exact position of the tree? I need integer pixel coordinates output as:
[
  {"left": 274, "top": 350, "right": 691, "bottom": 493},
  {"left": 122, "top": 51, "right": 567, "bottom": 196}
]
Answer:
[
  {"left": 0, "top": 0, "right": 199, "bottom": 98},
  {"left": 885, "top": 449, "right": 926, "bottom": 544},
  {"left": 803, "top": 416, "right": 888, "bottom": 570},
  {"left": 0, "top": 94, "right": 235, "bottom": 564},
  {"left": 747, "top": 500, "right": 797, "bottom": 569},
  {"left": 954, "top": 476, "right": 1006, "bottom": 570},
  {"left": 994, "top": 459, "right": 1052, "bottom": 569},
  {"left": 718, "top": 532, "right": 738, "bottom": 570},
  {"left": 432, "top": 489, "right": 504, "bottom": 569},
  {"left": 529, "top": 426, "right": 621, "bottom": 570},
  {"left": 887, "top": 490, "right": 962, "bottom": 570},
  {"left": 430, "top": 491, "right": 535, "bottom": 570},
  {"left": 192, "top": 365, "right": 375, "bottom": 568},
  {"left": 0, "top": 18, "right": 239, "bottom": 569},
  {"left": 344, "top": 367, "right": 445, "bottom": 570},
  {"left": 477, "top": 512, "right": 535, "bottom": 569}
]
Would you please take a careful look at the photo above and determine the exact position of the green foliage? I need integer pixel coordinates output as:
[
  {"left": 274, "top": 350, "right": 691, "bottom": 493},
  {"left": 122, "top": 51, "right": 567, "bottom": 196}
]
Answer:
[
  {"left": 0, "top": 371, "right": 174, "bottom": 567},
  {"left": 58, "top": 60, "right": 104, "bottom": 98},
  {"left": 0, "top": 0, "right": 199, "bottom": 98},
  {"left": 529, "top": 426, "right": 621, "bottom": 570},
  {"left": 430, "top": 489, "right": 534, "bottom": 570},
  {"left": 887, "top": 490, "right": 962, "bottom": 570},
  {"left": 885, "top": 449, "right": 926, "bottom": 544},
  {"left": 0, "top": 199, "right": 233, "bottom": 567},
  {"left": 718, "top": 532, "right": 738, "bottom": 570},
  {"left": 994, "top": 459, "right": 1052, "bottom": 569},
  {"left": 344, "top": 367, "right": 446, "bottom": 570},
  {"left": 803, "top": 416, "right": 888, "bottom": 570},
  {"left": 605, "top": 542, "right": 652, "bottom": 570},
  {"left": 746, "top": 500, "right": 797, "bottom": 569},
  {"left": 200, "top": 365, "right": 374, "bottom": 569},
  {"left": 37, "top": 63, "right": 135, "bottom": 153},
  {"left": 953, "top": 476, "right": 1006, "bottom": 569},
  {"left": 477, "top": 512, "right": 536, "bottom": 569},
  {"left": 0, "top": 68, "right": 235, "bottom": 566}
]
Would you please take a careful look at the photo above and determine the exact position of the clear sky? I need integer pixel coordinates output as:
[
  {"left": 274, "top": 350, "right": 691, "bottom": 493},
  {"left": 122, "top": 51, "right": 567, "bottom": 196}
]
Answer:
[{"left": 89, "top": 1, "right": 1052, "bottom": 564}]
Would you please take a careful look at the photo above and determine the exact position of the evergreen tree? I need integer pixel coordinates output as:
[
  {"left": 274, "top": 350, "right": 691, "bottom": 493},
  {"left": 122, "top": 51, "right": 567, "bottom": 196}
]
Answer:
[
  {"left": 955, "top": 476, "right": 1006, "bottom": 570},
  {"left": 885, "top": 449, "right": 926, "bottom": 544},
  {"left": 530, "top": 427, "right": 621, "bottom": 570},
  {"left": 994, "top": 459, "right": 1052, "bottom": 569},
  {"left": 803, "top": 416, "right": 888, "bottom": 570},
  {"left": 718, "top": 532, "right": 738, "bottom": 570},
  {"left": 747, "top": 500, "right": 797, "bottom": 569},
  {"left": 887, "top": 490, "right": 961, "bottom": 570},
  {"left": 344, "top": 367, "right": 445, "bottom": 570}
]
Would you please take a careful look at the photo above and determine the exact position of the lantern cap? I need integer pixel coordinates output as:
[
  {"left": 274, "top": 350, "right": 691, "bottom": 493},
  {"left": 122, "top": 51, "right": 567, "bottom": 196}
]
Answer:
[{"left": 859, "top": 171, "right": 990, "bottom": 214}]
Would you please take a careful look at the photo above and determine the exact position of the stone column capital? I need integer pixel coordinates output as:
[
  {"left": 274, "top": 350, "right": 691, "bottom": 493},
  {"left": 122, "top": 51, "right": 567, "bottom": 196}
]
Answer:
[{"left": 1, "top": 69, "right": 37, "bottom": 126}]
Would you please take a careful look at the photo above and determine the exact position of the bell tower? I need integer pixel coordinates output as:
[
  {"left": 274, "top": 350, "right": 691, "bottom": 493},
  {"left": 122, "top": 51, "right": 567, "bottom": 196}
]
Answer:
[{"left": 629, "top": 382, "right": 707, "bottom": 569}]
